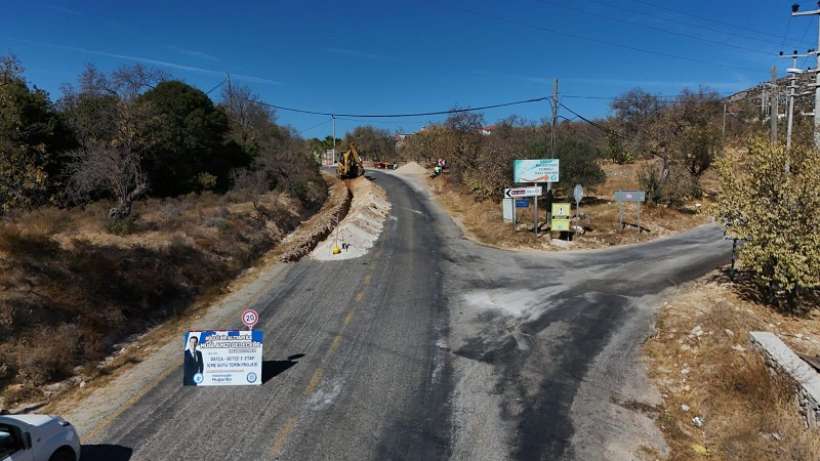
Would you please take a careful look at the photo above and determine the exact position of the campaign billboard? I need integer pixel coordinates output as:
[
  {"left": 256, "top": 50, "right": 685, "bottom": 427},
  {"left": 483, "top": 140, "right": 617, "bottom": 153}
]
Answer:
[
  {"left": 183, "top": 330, "right": 263, "bottom": 386},
  {"left": 513, "top": 159, "right": 559, "bottom": 183}
]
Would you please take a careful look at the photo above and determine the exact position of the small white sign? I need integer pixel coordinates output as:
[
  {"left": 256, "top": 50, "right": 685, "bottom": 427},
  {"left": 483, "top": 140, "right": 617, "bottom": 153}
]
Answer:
[
  {"left": 242, "top": 309, "right": 259, "bottom": 329},
  {"left": 504, "top": 186, "right": 543, "bottom": 198}
]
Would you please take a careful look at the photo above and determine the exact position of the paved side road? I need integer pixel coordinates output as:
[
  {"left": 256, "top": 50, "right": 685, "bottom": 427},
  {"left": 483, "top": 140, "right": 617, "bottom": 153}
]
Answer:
[{"left": 81, "top": 171, "right": 730, "bottom": 460}]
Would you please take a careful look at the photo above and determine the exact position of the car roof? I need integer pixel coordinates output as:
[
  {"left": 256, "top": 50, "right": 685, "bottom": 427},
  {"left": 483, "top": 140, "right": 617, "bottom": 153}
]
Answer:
[{"left": 0, "top": 414, "right": 54, "bottom": 427}]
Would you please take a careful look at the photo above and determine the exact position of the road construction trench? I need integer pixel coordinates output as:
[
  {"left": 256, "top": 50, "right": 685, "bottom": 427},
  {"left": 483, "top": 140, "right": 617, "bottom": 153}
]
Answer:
[{"left": 272, "top": 283, "right": 369, "bottom": 455}]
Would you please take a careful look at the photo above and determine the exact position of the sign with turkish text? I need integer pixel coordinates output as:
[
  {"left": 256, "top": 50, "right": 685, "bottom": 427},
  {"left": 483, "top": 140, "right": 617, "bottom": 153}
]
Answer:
[
  {"left": 513, "top": 159, "right": 559, "bottom": 183},
  {"left": 504, "top": 186, "right": 543, "bottom": 198},
  {"left": 551, "top": 202, "right": 571, "bottom": 218},
  {"left": 551, "top": 218, "right": 571, "bottom": 231},
  {"left": 183, "top": 330, "right": 263, "bottom": 387}
]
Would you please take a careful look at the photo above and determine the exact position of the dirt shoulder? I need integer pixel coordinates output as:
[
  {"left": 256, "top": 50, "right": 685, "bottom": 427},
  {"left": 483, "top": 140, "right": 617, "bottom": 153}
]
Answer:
[
  {"left": 0, "top": 173, "right": 347, "bottom": 417},
  {"left": 643, "top": 272, "right": 820, "bottom": 460},
  {"left": 394, "top": 161, "right": 713, "bottom": 251}
]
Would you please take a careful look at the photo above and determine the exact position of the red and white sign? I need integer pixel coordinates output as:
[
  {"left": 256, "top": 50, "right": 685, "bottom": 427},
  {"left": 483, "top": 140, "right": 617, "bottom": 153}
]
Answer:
[
  {"left": 504, "top": 186, "right": 543, "bottom": 198},
  {"left": 241, "top": 309, "right": 259, "bottom": 329}
]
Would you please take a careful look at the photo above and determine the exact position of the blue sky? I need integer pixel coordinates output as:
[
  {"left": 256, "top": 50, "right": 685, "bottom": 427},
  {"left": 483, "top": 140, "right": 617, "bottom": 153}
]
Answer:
[{"left": 0, "top": 0, "right": 811, "bottom": 136}]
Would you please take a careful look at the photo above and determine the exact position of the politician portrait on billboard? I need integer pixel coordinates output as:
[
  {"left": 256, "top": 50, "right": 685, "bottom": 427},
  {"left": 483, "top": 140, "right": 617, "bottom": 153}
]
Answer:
[
  {"left": 183, "top": 332, "right": 204, "bottom": 386},
  {"left": 183, "top": 330, "right": 263, "bottom": 387}
]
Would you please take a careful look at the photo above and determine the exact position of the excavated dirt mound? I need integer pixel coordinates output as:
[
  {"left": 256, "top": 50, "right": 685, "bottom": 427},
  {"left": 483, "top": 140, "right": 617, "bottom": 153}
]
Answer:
[
  {"left": 279, "top": 175, "right": 351, "bottom": 262},
  {"left": 394, "top": 161, "right": 428, "bottom": 176},
  {"left": 311, "top": 176, "right": 391, "bottom": 260}
]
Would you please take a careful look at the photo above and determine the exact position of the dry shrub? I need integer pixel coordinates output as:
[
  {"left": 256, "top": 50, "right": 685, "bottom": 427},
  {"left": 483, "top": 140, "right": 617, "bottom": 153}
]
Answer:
[
  {"left": 14, "top": 325, "right": 80, "bottom": 385},
  {"left": 0, "top": 173, "right": 327, "bottom": 401},
  {"left": 646, "top": 281, "right": 820, "bottom": 461}
]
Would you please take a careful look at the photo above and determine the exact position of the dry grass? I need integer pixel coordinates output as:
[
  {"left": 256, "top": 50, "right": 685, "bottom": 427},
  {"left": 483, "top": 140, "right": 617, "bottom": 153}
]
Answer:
[
  {"left": 0, "top": 182, "right": 327, "bottom": 407},
  {"left": 425, "top": 160, "right": 713, "bottom": 251},
  {"left": 644, "top": 273, "right": 820, "bottom": 460}
]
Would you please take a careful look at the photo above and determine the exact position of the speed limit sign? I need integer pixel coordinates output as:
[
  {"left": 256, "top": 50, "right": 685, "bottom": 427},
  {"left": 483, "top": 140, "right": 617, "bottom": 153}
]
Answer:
[{"left": 241, "top": 308, "right": 259, "bottom": 330}]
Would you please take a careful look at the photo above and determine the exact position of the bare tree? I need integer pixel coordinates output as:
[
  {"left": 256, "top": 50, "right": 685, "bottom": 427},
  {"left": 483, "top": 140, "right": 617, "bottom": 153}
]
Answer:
[
  {"left": 111, "top": 64, "right": 168, "bottom": 100},
  {"left": 220, "top": 83, "right": 275, "bottom": 154},
  {"left": 67, "top": 140, "right": 148, "bottom": 220}
]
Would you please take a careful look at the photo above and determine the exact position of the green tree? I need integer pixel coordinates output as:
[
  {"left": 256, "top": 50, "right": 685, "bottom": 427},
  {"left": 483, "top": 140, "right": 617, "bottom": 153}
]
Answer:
[
  {"left": 715, "top": 139, "right": 820, "bottom": 310},
  {"left": 555, "top": 137, "right": 606, "bottom": 192},
  {"left": 0, "top": 56, "right": 74, "bottom": 213},
  {"left": 344, "top": 126, "right": 396, "bottom": 161},
  {"left": 137, "top": 81, "right": 249, "bottom": 196}
]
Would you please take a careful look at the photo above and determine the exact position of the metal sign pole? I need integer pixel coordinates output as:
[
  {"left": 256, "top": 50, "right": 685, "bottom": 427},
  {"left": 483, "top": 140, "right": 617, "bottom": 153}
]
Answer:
[
  {"left": 618, "top": 202, "right": 624, "bottom": 231},
  {"left": 637, "top": 203, "right": 641, "bottom": 237},
  {"left": 534, "top": 195, "right": 539, "bottom": 236}
]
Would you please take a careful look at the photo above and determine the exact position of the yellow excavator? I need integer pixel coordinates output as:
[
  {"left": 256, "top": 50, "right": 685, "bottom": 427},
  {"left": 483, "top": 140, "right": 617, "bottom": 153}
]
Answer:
[{"left": 336, "top": 143, "right": 364, "bottom": 179}]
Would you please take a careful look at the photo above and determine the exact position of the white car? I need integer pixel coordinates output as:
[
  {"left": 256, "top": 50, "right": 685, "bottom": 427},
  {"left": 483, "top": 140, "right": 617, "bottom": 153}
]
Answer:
[{"left": 0, "top": 415, "right": 81, "bottom": 461}]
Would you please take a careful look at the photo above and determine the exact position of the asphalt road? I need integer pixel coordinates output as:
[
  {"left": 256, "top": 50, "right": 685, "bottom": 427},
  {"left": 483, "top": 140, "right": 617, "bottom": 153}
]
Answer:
[{"left": 82, "top": 171, "right": 731, "bottom": 461}]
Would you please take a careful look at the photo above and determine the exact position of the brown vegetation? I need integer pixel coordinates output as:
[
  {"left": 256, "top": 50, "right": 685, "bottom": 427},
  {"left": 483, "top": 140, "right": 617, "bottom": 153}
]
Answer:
[
  {"left": 644, "top": 273, "right": 820, "bottom": 460},
  {"left": 420, "top": 160, "right": 713, "bottom": 251},
  {"left": 0, "top": 185, "right": 319, "bottom": 406}
]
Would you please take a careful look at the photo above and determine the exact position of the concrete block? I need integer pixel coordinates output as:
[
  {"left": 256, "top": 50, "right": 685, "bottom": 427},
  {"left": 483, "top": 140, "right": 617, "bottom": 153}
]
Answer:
[{"left": 750, "top": 331, "right": 820, "bottom": 428}]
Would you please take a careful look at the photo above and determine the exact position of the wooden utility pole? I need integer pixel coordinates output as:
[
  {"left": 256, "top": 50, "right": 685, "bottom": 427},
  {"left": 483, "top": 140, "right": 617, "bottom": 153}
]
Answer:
[
  {"left": 550, "top": 79, "right": 559, "bottom": 152},
  {"left": 722, "top": 103, "right": 727, "bottom": 139}
]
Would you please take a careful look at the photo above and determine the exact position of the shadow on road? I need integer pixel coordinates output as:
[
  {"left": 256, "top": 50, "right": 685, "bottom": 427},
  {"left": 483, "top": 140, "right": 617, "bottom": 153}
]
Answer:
[
  {"left": 81, "top": 444, "right": 133, "bottom": 461},
  {"left": 262, "top": 353, "right": 305, "bottom": 384}
]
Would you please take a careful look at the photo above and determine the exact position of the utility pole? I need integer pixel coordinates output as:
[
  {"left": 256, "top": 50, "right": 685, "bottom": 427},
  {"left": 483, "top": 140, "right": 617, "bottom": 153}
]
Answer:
[
  {"left": 722, "top": 102, "right": 727, "bottom": 139},
  {"left": 792, "top": 3, "right": 820, "bottom": 148},
  {"left": 779, "top": 50, "right": 809, "bottom": 149},
  {"left": 550, "top": 79, "right": 559, "bottom": 153},
  {"left": 770, "top": 65, "right": 779, "bottom": 144},
  {"left": 547, "top": 78, "right": 559, "bottom": 233},
  {"left": 332, "top": 114, "right": 336, "bottom": 162}
]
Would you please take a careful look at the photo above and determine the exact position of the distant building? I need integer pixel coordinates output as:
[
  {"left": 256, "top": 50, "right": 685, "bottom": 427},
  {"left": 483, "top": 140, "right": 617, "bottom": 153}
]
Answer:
[{"left": 479, "top": 124, "right": 496, "bottom": 136}]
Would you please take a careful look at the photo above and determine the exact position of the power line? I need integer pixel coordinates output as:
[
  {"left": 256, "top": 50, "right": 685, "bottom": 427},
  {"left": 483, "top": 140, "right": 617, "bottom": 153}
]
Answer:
[
  {"left": 259, "top": 96, "right": 548, "bottom": 118},
  {"left": 588, "top": 0, "right": 779, "bottom": 46},
  {"left": 627, "top": 0, "right": 785, "bottom": 42},
  {"left": 558, "top": 102, "right": 620, "bottom": 136},
  {"left": 460, "top": 7, "right": 760, "bottom": 72},
  {"left": 537, "top": 0, "right": 771, "bottom": 57},
  {"left": 205, "top": 78, "right": 225, "bottom": 95},
  {"left": 297, "top": 119, "right": 331, "bottom": 136}
]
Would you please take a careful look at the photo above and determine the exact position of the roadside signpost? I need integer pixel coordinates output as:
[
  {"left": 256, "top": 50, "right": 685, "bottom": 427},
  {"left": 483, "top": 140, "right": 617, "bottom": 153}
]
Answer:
[
  {"left": 513, "top": 159, "right": 559, "bottom": 183},
  {"left": 502, "top": 197, "right": 514, "bottom": 223},
  {"left": 515, "top": 198, "right": 529, "bottom": 208},
  {"left": 512, "top": 160, "right": 559, "bottom": 237},
  {"left": 242, "top": 308, "right": 259, "bottom": 330},
  {"left": 613, "top": 191, "right": 646, "bottom": 232},
  {"left": 573, "top": 184, "right": 583, "bottom": 217},
  {"left": 183, "top": 330, "right": 263, "bottom": 386},
  {"left": 551, "top": 202, "right": 571, "bottom": 232},
  {"left": 504, "top": 186, "right": 542, "bottom": 198}
]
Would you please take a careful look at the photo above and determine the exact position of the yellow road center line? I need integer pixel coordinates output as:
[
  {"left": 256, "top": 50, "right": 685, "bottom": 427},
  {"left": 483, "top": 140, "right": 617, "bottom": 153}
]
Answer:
[
  {"left": 363, "top": 274, "right": 372, "bottom": 285},
  {"left": 355, "top": 291, "right": 365, "bottom": 302},
  {"left": 270, "top": 416, "right": 297, "bottom": 456},
  {"left": 304, "top": 368, "right": 324, "bottom": 396},
  {"left": 329, "top": 334, "right": 343, "bottom": 354},
  {"left": 343, "top": 309, "right": 355, "bottom": 326}
]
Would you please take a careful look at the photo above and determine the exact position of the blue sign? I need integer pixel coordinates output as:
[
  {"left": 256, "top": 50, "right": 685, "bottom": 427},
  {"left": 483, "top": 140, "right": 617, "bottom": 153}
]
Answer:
[
  {"left": 183, "top": 330, "right": 263, "bottom": 387},
  {"left": 515, "top": 198, "right": 529, "bottom": 208}
]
